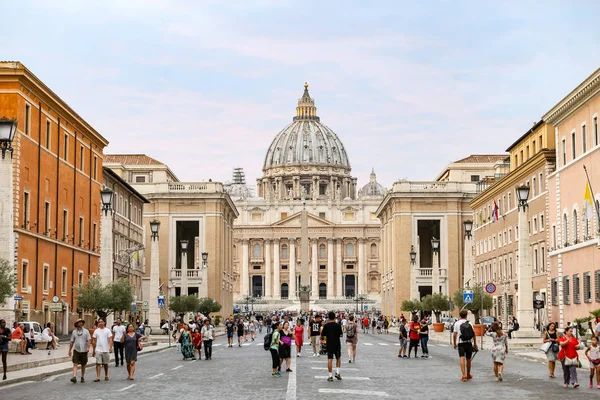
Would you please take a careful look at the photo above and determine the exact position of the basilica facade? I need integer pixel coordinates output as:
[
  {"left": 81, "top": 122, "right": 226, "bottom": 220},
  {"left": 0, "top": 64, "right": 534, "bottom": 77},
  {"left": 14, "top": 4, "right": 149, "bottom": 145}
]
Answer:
[{"left": 229, "top": 84, "right": 385, "bottom": 310}]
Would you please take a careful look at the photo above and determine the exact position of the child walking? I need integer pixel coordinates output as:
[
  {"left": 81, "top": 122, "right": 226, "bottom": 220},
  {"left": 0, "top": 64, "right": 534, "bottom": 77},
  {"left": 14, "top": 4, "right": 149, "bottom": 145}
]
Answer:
[{"left": 585, "top": 336, "right": 600, "bottom": 388}]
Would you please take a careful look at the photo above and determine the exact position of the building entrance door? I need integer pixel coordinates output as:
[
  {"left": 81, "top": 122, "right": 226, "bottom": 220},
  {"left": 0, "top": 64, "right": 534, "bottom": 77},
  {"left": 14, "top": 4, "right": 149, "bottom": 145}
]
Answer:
[
  {"left": 252, "top": 276, "right": 263, "bottom": 297},
  {"left": 344, "top": 275, "right": 356, "bottom": 298}
]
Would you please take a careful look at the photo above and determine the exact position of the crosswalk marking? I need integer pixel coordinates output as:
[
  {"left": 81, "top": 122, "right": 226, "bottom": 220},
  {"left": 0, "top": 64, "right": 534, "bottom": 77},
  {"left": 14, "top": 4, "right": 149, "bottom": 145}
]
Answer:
[
  {"left": 213, "top": 344, "right": 222, "bottom": 347},
  {"left": 363, "top": 343, "right": 373, "bottom": 346},
  {"left": 314, "top": 376, "right": 370, "bottom": 380},
  {"left": 311, "top": 367, "right": 358, "bottom": 371},
  {"left": 377, "top": 343, "right": 388, "bottom": 346},
  {"left": 319, "top": 389, "right": 389, "bottom": 397}
]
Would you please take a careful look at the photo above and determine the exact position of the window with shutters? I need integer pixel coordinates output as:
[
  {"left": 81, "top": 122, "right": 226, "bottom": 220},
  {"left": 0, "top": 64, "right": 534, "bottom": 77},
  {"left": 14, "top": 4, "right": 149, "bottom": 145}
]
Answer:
[
  {"left": 563, "top": 276, "right": 571, "bottom": 305},
  {"left": 595, "top": 270, "right": 600, "bottom": 302},
  {"left": 573, "top": 274, "right": 581, "bottom": 304},
  {"left": 584, "top": 272, "right": 592, "bottom": 303},
  {"left": 551, "top": 279, "right": 558, "bottom": 306}
]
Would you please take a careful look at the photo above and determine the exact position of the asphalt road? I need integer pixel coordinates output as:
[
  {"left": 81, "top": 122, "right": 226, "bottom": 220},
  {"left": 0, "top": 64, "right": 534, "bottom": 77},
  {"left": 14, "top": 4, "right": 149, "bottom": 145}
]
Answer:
[{"left": 1, "top": 330, "right": 594, "bottom": 400}]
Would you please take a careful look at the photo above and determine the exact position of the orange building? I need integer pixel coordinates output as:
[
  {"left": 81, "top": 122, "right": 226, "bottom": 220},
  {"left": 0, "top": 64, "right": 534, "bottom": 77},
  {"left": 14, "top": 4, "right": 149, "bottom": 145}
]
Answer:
[{"left": 0, "top": 62, "right": 108, "bottom": 333}]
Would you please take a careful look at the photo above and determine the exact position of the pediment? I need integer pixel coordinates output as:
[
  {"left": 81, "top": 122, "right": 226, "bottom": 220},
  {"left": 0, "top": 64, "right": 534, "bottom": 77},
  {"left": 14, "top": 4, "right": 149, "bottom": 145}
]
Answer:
[{"left": 271, "top": 212, "right": 335, "bottom": 227}]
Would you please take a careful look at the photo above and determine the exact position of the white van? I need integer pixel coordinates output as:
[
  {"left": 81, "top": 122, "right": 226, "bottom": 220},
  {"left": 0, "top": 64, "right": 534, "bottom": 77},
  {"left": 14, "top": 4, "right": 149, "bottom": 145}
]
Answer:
[{"left": 19, "top": 321, "right": 44, "bottom": 345}]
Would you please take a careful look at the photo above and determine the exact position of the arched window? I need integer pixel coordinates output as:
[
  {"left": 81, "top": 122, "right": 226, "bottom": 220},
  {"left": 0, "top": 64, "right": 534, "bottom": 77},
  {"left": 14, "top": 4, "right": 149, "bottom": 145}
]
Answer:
[
  {"left": 319, "top": 244, "right": 326, "bottom": 258},
  {"left": 281, "top": 283, "right": 289, "bottom": 299},
  {"left": 346, "top": 243, "right": 354, "bottom": 257},
  {"left": 281, "top": 244, "right": 288, "bottom": 259},
  {"left": 563, "top": 214, "right": 568, "bottom": 245},
  {"left": 319, "top": 283, "right": 327, "bottom": 299},
  {"left": 253, "top": 243, "right": 261, "bottom": 258},
  {"left": 370, "top": 243, "right": 377, "bottom": 258},
  {"left": 572, "top": 209, "right": 578, "bottom": 243}
]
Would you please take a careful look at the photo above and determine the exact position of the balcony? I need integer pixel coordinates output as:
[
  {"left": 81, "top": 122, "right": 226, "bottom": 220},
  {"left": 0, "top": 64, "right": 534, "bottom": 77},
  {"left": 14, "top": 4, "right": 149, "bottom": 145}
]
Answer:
[
  {"left": 418, "top": 269, "right": 432, "bottom": 276},
  {"left": 391, "top": 181, "right": 477, "bottom": 193},
  {"left": 170, "top": 269, "right": 203, "bottom": 282}
]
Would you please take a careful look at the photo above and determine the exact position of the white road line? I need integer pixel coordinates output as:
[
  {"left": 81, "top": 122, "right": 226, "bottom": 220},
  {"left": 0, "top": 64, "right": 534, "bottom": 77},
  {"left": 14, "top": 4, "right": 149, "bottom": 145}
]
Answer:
[
  {"left": 242, "top": 343, "right": 251, "bottom": 346},
  {"left": 314, "top": 376, "right": 370, "bottom": 380},
  {"left": 377, "top": 343, "right": 388, "bottom": 346},
  {"left": 171, "top": 365, "right": 183, "bottom": 370},
  {"left": 363, "top": 343, "right": 373, "bottom": 346},
  {"left": 213, "top": 344, "right": 222, "bottom": 347},
  {"left": 319, "top": 389, "right": 388, "bottom": 397},
  {"left": 285, "top": 352, "right": 297, "bottom": 400},
  {"left": 149, "top": 373, "right": 164, "bottom": 379},
  {"left": 311, "top": 367, "right": 359, "bottom": 371},
  {"left": 118, "top": 384, "right": 136, "bottom": 392}
]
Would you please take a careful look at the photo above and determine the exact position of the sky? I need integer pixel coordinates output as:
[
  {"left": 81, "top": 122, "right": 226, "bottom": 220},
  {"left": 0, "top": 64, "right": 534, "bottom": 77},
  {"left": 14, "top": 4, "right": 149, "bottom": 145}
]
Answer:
[{"left": 3, "top": 1, "right": 600, "bottom": 188}]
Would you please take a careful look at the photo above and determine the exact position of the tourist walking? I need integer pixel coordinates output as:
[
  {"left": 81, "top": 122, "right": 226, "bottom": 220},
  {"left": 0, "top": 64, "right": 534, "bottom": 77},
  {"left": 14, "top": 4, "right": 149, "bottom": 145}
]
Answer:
[
  {"left": 321, "top": 311, "right": 343, "bottom": 381},
  {"left": 558, "top": 325, "right": 581, "bottom": 388},
  {"left": 363, "top": 316, "right": 369, "bottom": 334},
  {"left": 453, "top": 309, "right": 478, "bottom": 382},
  {"left": 92, "top": 318, "right": 113, "bottom": 382},
  {"left": 345, "top": 315, "right": 358, "bottom": 363},
  {"left": 0, "top": 319, "right": 10, "bottom": 380},
  {"left": 112, "top": 318, "right": 126, "bottom": 367},
  {"left": 585, "top": 335, "right": 600, "bottom": 388},
  {"left": 398, "top": 318, "right": 408, "bottom": 358},
  {"left": 236, "top": 318, "right": 245, "bottom": 347},
  {"left": 225, "top": 317, "right": 234, "bottom": 348},
  {"left": 192, "top": 328, "right": 202, "bottom": 360},
  {"left": 310, "top": 315, "right": 321, "bottom": 357},
  {"left": 121, "top": 323, "right": 145, "bottom": 380},
  {"left": 68, "top": 319, "right": 91, "bottom": 383},
  {"left": 294, "top": 319, "right": 304, "bottom": 357},
  {"left": 179, "top": 325, "right": 194, "bottom": 360},
  {"left": 486, "top": 322, "right": 508, "bottom": 382},
  {"left": 270, "top": 322, "right": 282, "bottom": 377},
  {"left": 419, "top": 319, "right": 429, "bottom": 358},
  {"left": 201, "top": 319, "right": 215, "bottom": 360},
  {"left": 543, "top": 322, "right": 560, "bottom": 378},
  {"left": 408, "top": 315, "right": 421, "bottom": 358},
  {"left": 279, "top": 321, "right": 293, "bottom": 372}
]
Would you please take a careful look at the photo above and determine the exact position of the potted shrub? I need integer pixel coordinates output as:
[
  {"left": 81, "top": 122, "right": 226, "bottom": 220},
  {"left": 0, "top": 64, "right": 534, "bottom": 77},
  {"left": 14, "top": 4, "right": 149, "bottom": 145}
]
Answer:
[
  {"left": 422, "top": 293, "right": 451, "bottom": 332},
  {"left": 401, "top": 299, "right": 423, "bottom": 320}
]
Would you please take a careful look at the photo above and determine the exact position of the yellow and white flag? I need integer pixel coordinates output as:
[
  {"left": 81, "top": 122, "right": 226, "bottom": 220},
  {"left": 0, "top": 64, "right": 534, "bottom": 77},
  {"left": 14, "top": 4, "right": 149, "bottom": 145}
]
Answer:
[{"left": 584, "top": 181, "right": 594, "bottom": 220}]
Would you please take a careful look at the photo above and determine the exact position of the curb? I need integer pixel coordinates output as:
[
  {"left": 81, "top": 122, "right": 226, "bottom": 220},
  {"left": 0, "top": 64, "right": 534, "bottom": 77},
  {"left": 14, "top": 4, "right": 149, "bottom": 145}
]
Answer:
[{"left": 0, "top": 343, "right": 167, "bottom": 387}]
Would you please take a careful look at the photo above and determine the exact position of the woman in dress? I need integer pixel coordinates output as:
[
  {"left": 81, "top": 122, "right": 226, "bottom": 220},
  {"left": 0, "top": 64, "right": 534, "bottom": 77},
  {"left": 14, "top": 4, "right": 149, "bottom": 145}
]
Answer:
[
  {"left": 179, "top": 324, "right": 195, "bottom": 361},
  {"left": 543, "top": 322, "right": 560, "bottom": 378},
  {"left": 558, "top": 325, "right": 581, "bottom": 388},
  {"left": 486, "top": 322, "right": 508, "bottom": 382},
  {"left": 294, "top": 319, "right": 304, "bottom": 357},
  {"left": 279, "top": 321, "right": 292, "bottom": 372},
  {"left": 121, "top": 323, "right": 145, "bottom": 380}
]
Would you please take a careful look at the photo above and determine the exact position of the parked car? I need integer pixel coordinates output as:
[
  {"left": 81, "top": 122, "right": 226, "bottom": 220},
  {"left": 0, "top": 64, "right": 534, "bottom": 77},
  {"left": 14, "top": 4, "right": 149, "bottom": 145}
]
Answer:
[
  {"left": 442, "top": 317, "right": 456, "bottom": 331},
  {"left": 481, "top": 316, "right": 495, "bottom": 329},
  {"left": 19, "top": 321, "right": 43, "bottom": 346}
]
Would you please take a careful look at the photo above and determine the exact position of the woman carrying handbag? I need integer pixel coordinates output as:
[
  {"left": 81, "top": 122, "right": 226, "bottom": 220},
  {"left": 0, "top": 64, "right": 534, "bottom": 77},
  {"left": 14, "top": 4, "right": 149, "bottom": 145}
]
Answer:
[
  {"left": 558, "top": 325, "right": 581, "bottom": 388},
  {"left": 542, "top": 322, "right": 560, "bottom": 378}
]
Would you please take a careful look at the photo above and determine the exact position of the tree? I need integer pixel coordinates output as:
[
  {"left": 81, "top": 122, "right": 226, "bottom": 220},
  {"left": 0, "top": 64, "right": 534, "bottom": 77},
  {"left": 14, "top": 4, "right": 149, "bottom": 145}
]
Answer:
[
  {"left": 169, "top": 295, "right": 200, "bottom": 317},
  {"left": 76, "top": 277, "right": 134, "bottom": 320},
  {"left": 422, "top": 293, "right": 451, "bottom": 323},
  {"left": 401, "top": 298, "right": 422, "bottom": 317},
  {"left": 0, "top": 259, "right": 15, "bottom": 306},
  {"left": 197, "top": 297, "right": 222, "bottom": 316},
  {"left": 452, "top": 284, "right": 493, "bottom": 324}
]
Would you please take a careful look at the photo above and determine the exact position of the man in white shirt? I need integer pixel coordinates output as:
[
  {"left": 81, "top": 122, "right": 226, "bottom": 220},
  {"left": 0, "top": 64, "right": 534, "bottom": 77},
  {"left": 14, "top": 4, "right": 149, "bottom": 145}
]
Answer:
[
  {"left": 201, "top": 319, "right": 216, "bottom": 360},
  {"left": 594, "top": 318, "right": 600, "bottom": 339},
  {"left": 112, "top": 318, "right": 126, "bottom": 367},
  {"left": 92, "top": 318, "right": 113, "bottom": 382},
  {"left": 452, "top": 309, "right": 478, "bottom": 382}
]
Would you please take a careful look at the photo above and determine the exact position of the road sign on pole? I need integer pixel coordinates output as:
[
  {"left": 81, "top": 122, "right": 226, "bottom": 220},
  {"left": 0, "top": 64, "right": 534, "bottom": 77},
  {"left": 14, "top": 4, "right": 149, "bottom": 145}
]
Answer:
[
  {"left": 158, "top": 296, "right": 165, "bottom": 309},
  {"left": 485, "top": 283, "right": 496, "bottom": 294},
  {"left": 13, "top": 296, "right": 23, "bottom": 301},
  {"left": 463, "top": 291, "right": 473, "bottom": 304}
]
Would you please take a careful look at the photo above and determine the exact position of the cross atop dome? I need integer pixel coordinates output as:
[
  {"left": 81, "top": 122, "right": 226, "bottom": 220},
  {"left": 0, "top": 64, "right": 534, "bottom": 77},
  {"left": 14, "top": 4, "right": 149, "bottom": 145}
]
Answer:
[{"left": 294, "top": 82, "right": 319, "bottom": 122}]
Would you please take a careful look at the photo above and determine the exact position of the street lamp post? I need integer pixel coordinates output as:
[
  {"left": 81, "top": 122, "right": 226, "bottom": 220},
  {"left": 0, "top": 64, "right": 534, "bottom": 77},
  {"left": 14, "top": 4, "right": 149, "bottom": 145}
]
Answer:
[
  {"left": 431, "top": 237, "right": 440, "bottom": 294},
  {"left": 180, "top": 240, "right": 188, "bottom": 297},
  {"left": 148, "top": 220, "right": 161, "bottom": 331},
  {"left": 99, "top": 187, "right": 114, "bottom": 326},
  {"left": 463, "top": 220, "right": 474, "bottom": 289},
  {"left": 409, "top": 245, "right": 417, "bottom": 300},
  {"left": 515, "top": 184, "right": 535, "bottom": 335},
  {"left": 0, "top": 117, "right": 17, "bottom": 325},
  {"left": 200, "top": 251, "right": 209, "bottom": 298}
]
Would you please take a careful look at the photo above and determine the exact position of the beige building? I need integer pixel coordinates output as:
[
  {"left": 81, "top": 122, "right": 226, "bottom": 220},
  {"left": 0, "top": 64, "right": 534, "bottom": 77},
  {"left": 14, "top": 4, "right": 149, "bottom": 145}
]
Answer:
[
  {"left": 229, "top": 84, "right": 385, "bottom": 311},
  {"left": 101, "top": 166, "right": 149, "bottom": 321},
  {"left": 104, "top": 155, "right": 238, "bottom": 318},
  {"left": 470, "top": 122, "right": 555, "bottom": 328},
  {"left": 376, "top": 155, "right": 506, "bottom": 317},
  {"left": 545, "top": 68, "right": 600, "bottom": 327}
]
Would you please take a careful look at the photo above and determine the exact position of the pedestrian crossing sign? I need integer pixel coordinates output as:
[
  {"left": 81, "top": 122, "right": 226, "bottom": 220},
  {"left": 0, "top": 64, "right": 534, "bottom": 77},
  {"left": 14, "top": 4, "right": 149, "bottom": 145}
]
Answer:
[{"left": 463, "top": 292, "right": 473, "bottom": 304}]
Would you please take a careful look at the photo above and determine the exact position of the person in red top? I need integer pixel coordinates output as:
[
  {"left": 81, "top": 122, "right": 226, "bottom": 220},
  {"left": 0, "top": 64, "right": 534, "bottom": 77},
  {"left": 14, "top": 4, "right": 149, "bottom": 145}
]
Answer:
[
  {"left": 559, "top": 325, "right": 581, "bottom": 388},
  {"left": 362, "top": 317, "right": 369, "bottom": 334},
  {"left": 192, "top": 328, "right": 202, "bottom": 360},
  {"left": 408, "top": 315, "right": 421, "bottom": 358},
  {"left": 294, "top": 319, "right": 305, "bottom": 357}
]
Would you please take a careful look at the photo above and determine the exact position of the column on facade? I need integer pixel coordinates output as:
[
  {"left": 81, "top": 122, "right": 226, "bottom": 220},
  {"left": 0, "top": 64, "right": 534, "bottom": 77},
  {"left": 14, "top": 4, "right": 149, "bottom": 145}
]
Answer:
[
  {"left": 311, "top": 239, "right": 318, "bottom": 298},
  {"left": 242, "top": 239, "right": 249, "bottom": 296},
  {"left": 289, "top": 238, "right": 296, "bottom": 299},
  {"left": 264, "top": 239, "right": 272, "bottom": 299},
  {"left": 358, "top": 238, "right": 365, "bottom": 295},
  {"left": 273, "top": 239, "right": 280, "bottom": 299},
  {"left": 336, "top": 238, "right": 343, "bottom": 298},
  {"left": 327, "top": 239, "right": 334, "bottom": 299}
]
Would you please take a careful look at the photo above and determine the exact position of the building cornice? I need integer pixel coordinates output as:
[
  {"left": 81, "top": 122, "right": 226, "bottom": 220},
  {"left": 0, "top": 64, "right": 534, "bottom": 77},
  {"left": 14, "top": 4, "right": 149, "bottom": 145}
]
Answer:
[{"left": 543, "top": 68, "right": 600, "bottom": 125}]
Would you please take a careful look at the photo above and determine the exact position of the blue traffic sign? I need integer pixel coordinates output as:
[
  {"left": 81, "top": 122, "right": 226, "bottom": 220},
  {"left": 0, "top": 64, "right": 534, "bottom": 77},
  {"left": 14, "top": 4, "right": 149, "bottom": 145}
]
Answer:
[
  {"left": 463, "top": 293, "right": 473, "bottom": 304},
  {"left": 158, "top": 296, "right": 165, "bottom": 308},
  {"left": 363, "top": 305, "right": 368, "bottom": 311},
  {"left": 13, "top": 296, "right": 23, "bottom": 301},
  {"left": 133, "top": 305, "right": 137, "bottom": 313}
]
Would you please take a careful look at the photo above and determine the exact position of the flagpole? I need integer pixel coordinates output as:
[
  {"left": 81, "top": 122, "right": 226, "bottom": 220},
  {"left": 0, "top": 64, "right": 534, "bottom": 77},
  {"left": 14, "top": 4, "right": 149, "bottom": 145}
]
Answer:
[{"left": 583, "top": 165, "right": 600, "bottom": 234}]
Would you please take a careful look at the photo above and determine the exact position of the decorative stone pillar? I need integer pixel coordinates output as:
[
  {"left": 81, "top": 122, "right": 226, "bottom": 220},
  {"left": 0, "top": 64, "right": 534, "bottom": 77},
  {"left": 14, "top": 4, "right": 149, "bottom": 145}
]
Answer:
[
  {"left": 265, "top": 239, "right": 272, "bottom": 299},
  {"left": 273, "top": 239, "right": 280, "bottom": 299},
  {"left": 517, "top": 203, "right": 536, "bottom": 334},
  {"left": 336, "top": 239, "right": 343, "bottom": 298},
  {"left": 0, "top": 153, "right": 15, "bottom": 325},
  {"left": 289, "top": 238, "right": 296, "bottom": 299},
  {"left": 327, "top": 239, "right": 334, "bottom": 299},
  {"left": 311, "top": 239, "right": 318, "bottom": 298},
  {"left": 181, "top": 251, "right": 188, "bottom": 296},
  {"left": 358, "top": 238, "right": 365, "bottom": 295},
  {"left": 148, "top": 230, "right": 160, "bottom": 329},
  {"left": 241, "top": 239, "right": 249, "bottom": 296},
  {"left": 432, "top": 248, "right": 440, "bottom": 295},
  {"left": 99, "top": 209, "right": 113, "bottom": 286}
]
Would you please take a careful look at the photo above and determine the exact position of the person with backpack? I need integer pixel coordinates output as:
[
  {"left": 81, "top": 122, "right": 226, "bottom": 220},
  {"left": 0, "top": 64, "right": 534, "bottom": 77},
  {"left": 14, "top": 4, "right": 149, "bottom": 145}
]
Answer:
[
  {"left": 453, "top": 309, "right": 478, "bottom": 382},
  {"left": 344, "top": 315, "right": 358, "bottom": 363},
  {"left": 268, "top": 321, "right": 282, "bottom": 377},
  {"left": 398, "top": 318, "right": 408, "bottom": 358}
]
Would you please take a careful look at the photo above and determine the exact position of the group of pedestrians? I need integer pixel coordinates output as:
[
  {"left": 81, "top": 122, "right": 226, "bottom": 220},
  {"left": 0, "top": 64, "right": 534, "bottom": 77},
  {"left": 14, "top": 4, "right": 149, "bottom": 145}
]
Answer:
[
  {"left": 397, "top": 315, "right": 429, "bottom": 358},
  {"left": 176, "top": 319, "right": 216, "bottom": 360}
]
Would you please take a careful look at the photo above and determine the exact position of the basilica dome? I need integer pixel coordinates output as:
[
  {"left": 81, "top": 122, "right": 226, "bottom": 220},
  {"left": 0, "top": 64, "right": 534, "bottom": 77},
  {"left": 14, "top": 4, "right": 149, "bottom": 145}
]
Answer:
[{"left": 263, "top": 84, "right": 351, "bottom": 171}]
